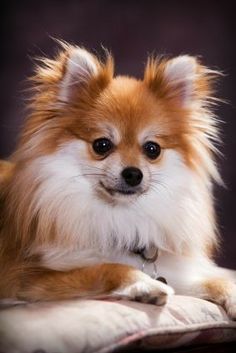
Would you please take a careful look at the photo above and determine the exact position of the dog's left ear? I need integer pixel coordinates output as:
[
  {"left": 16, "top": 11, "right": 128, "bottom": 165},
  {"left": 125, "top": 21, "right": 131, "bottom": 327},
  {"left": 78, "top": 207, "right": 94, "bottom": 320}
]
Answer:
[{"left": 144, "top": 55, "right": 211, "bottom": 108}]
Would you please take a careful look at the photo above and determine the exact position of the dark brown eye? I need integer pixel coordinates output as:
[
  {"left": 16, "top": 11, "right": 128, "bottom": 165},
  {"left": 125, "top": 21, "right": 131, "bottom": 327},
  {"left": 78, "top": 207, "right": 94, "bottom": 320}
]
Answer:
[
  {"left": 92, "top": 138, "right": 113, "bottom": 155},
  {"left": 143, "top": 141, "right": 161, "bottom": 160}
]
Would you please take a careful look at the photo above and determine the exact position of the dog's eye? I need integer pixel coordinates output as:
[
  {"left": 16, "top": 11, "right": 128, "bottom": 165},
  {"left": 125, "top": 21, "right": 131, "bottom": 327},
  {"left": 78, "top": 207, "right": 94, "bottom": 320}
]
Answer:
[
  {"left": 93, "top": 138, "right": 113, "bottom": 155},
  {"left": 143, "top": 141, "right": 161, "bottom": 160}
]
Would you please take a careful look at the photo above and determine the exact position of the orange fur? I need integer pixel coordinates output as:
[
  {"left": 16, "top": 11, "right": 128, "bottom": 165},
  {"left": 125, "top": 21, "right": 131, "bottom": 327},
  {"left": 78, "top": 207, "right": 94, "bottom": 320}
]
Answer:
[
  {"left": 0, "top": 260, "right": 151, "bottom": 302},
  {"left": 203, "top": 278, "right": 231, "bottom": 304},
  {"left": 0, "top": 160, "right": 14, "bottom": 184}
]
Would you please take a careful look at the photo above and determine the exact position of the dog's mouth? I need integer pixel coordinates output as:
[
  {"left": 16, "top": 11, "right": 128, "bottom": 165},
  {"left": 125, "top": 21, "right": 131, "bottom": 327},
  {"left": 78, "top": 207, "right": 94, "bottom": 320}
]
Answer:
[{"left": 99, "top": 182, "right": 138, "bottom": 196}]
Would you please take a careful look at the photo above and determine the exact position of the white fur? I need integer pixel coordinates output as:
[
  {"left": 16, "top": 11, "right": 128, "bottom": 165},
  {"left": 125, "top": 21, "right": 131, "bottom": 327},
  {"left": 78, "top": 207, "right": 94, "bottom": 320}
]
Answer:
[
  {"left": 138, "top": 125, "right": 167, "bottom": 143},
  {"left": 95, "top": 122, "right": 121, "bottom": 145}
]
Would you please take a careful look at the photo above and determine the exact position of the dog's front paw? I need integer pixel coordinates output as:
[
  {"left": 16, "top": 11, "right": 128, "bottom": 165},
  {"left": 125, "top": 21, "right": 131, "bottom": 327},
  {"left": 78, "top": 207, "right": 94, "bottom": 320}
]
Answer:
[
  {"left": 114, "top": 271, "right": 174, "bottom": 305},
  {"left": 129, "top": 279, "right": 174, "bottom": 305}
]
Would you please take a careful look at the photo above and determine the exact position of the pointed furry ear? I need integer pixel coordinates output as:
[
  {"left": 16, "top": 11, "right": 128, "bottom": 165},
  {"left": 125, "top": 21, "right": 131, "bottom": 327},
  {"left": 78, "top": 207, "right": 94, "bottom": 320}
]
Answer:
[
  {"left": 59, "top": 47, "right": 99, "bottom": 102},
  {"left": 164, "top": 56, "right": 198, "bottom": 106},
  {"left": 144, "top": 55, "right": 207, "bottom": 108},
  {"left": 31, "top": 43, "right": 114, "bottom": 107}
]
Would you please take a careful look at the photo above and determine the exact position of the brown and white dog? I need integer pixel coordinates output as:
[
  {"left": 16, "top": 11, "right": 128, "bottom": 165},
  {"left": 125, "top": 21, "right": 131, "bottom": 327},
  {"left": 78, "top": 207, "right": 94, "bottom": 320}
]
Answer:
[{"left": 0, "top": 42, "right": 235, "bottom": 318}]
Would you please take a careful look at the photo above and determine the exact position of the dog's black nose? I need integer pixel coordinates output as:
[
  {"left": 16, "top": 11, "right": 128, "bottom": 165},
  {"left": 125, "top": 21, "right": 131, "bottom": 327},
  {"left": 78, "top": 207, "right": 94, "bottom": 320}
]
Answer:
[{"left": 121, "top": 167, "right": 143, "bottom": 187}]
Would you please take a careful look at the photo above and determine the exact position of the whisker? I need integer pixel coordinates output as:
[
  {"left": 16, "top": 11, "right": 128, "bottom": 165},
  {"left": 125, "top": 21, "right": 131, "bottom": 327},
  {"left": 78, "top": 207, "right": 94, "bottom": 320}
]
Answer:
[
  {"left": 81, "top": 165, "right": 118, "bottom": 179},
  {"left": 72, "top": 173, "right": 107, "bottom": 178},
  {"left": 149, "top": 182, "right": 169, "bottom": 195}
]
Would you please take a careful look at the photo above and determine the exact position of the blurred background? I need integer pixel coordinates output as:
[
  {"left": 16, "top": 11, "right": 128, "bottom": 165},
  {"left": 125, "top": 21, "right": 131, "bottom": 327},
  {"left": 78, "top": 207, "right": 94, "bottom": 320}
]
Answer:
[{"left": 1, "top": 0, "right": 235, "bottom": 267}]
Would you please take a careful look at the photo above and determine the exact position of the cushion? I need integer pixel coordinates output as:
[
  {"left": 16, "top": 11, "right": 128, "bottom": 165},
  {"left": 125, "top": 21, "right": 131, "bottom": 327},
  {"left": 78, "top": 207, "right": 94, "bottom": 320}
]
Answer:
[{"left": 0, "top": 295, "right": 236, "bottom": 353}]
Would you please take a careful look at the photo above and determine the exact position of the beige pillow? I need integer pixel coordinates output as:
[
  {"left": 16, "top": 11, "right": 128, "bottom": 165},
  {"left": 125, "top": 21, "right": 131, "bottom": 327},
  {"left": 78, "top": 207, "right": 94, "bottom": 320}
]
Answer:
[{"left": 0, "top": 295, "right": 236, "bottom": 353}]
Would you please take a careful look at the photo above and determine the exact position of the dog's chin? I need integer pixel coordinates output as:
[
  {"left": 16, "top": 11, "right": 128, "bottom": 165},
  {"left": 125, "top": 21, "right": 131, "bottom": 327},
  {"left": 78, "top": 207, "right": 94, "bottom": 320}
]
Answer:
[{"left": 97, "top": 182, "right": 144, "bottom": 203}]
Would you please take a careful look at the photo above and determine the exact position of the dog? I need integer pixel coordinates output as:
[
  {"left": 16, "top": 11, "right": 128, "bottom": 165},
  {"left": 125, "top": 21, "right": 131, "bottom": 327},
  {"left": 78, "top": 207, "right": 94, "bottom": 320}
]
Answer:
[{"left": 0, "top": 42, "right": 235, "bottom": 318}]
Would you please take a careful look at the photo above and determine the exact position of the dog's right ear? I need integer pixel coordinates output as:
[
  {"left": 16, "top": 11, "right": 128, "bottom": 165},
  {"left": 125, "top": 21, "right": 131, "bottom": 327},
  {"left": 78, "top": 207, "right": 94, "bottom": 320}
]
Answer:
[
  {"left": 59, "top": 45, "right": 114, "bottom": 103},
  {"left": 33, "top": 43, "right": 114, "bottom": 104},
  {"left": 59, "top": 47, "right": 99, "bottom": 102}
]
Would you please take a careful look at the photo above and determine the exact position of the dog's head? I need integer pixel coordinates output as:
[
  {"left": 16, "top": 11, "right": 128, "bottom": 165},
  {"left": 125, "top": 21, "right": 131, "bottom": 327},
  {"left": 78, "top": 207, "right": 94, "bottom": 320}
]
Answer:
[{"left": 18, "top": 44, "right": 220, "bottom": 206}]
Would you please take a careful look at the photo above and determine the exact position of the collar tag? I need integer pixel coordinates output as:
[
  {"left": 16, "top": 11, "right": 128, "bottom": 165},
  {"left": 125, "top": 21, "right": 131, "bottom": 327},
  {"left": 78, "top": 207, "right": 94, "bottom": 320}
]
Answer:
[
  {"left": 142, "top": 259, "right": 158, "bottom": 279},
  {"left": 134, "top": 246, "right": 159, "bottom": 279},
  {"left": 132, "top": 246, "right": 168, "bottom": 283},
  {"left": 133, "top": 246, "right": 158, "bottom": 263}
]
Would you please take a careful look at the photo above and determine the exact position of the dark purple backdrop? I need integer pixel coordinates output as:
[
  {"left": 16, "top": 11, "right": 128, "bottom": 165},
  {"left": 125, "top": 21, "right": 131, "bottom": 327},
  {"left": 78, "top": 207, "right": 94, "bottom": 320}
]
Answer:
[{"left": 1, "top": 1, "right": 235, "bottom": 267}]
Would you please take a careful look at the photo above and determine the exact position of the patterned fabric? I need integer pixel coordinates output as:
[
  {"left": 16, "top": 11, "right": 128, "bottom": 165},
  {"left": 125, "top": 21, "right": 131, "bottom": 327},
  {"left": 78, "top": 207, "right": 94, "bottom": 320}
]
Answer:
[{"left": 0, "top": 295, "right": 236, "bottom": 353}]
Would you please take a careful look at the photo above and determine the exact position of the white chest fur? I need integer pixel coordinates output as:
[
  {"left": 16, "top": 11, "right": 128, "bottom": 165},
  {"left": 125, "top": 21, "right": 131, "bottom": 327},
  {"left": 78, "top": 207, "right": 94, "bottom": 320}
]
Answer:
[{"left": 28, "top": 141, "right": 214, "bottom": 258}]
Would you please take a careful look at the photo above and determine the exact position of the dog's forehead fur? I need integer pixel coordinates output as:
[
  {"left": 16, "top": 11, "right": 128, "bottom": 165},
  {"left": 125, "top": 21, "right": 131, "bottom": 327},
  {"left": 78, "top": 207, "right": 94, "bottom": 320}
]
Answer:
[
  {"left": 87, "top": 76, "right": 179, "bottom": 133},
  {"left": 68, "top": 76, "right": 163, "bottom": 134}
]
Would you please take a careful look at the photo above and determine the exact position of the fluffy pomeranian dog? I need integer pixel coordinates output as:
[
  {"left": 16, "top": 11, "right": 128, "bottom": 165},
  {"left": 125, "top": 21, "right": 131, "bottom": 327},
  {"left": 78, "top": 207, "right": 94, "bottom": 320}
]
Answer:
[{"left": 0, "top": 42, "right": 235, "bottom": 318}]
